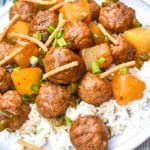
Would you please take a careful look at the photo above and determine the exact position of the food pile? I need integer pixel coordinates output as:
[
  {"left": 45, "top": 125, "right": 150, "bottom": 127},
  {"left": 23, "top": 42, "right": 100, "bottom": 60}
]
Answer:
[{"left": 0, "top": 0, "right": 150, "bottom": 149}]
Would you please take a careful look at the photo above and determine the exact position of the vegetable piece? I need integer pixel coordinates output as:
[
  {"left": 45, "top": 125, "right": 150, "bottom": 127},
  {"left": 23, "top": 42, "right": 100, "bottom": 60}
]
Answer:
[
  {"left": 112, "top": 72, "right": 146, "bottom": 105},
  {"left": 80, "top": 43, "right": 113, "bottom": 70},
  {"left": 22, "top": 94, "right": 35, "bottom": 103},
  {"left": 91, "top": 61, "right": 101, "bottom": 74},
  {"left": 65, "top": 116, "right": 73, "bottom": 126},
  {"left": 12, "top": 43, "right": 39, "bottom": 67},
  {"left": 89, "top": 22, "right": 105, "bottom": 44},
  {"left": 47, "top": 24, "right": 55, "bottom": 33},
  {"left": 119, "top": 67, "right": 128, "bottom": 75},
  {"left": 124, "top": 27, "right": 150, "bottom": 55},
  {"left": 67, "top": 83, "right": 79, "bottom": 95},
  {"left": 31, "top": 83, "right": 39, "bottom": 93},
  {"left": 7, "top": 21, "right": 29, "bottom": 39},
  {"left": 55, "top": 29, "right": 63, "bottom": 39},
  {"left": 11, "top": 67, "right": 42, "bottom": 95},
  {"left": 57, "top": 37, "right": 67, "bottom": 47},
  {"left": 33, "top": 31, "right": 42, "bottom": 41},
  {"left": 60, "top": 0, "right": 91, "bottom": 23}
]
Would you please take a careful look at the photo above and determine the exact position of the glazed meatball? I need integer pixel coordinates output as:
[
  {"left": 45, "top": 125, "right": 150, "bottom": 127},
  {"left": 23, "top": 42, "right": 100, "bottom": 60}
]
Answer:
[
  {"left": 35, "top": 83, "right": 70, "bottom": 118},
  {"left": 29, "top": 9, "right": 58, "bottom": 42},
  {"left": 0, "top": 42, "right": 13, "bottom": 61},
  {"left": 89, "top": 0, "right": 100, "bottom": 20},
  {"left": 110, "top": 35, "right": 136, "bottom": 64},
  {"left": 9, "top": 1, "right": 37, "bottom": 22},
  {"left": 63, "top": 21, "right": 95, "bottom": 50},
  {"left": 0, "top": 67, "right": 11, "bottom": 93},
  {"left": 99, "top": 2, "right": 135, "bottom": 33},
  {"left": 78, "top": 72, "right": 112, "bottom": 106},
  {"left": 0, "top": 90, "right": 30, "bottom": 131},
  {"left": 43, "top": 47, "right": 86, "bottom": 84},
  {"left": 70, "top": 116, "right": 110, "bottom": 150}
]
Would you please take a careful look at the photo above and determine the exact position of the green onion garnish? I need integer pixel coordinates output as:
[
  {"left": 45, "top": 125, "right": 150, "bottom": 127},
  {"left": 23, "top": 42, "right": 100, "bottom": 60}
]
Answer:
[
  {"left": 91, "top": 61, "right": 101, "bottom": 74},
  {"left": 13, "top": 67, "right": 21, "bottom": 72},
  {"left": 13, "top": 0, "right": 18, "bottom": 3},
  {"left": 36, "top": 128, "right": 44, "bottom": 134},
  {"left": 40, "top": 78, "right": 48, "bottom": 85},
  {"left": 33, "top": 31, "right": 42, "bottom": 41},
  {"left": 31, "top": 83, "right": 39, "bottom": 93},
  {"left": 57, "top": 37, "right": 67, "bottom": 47},
  {"left": 55, "top": 30, "right": 63, "bottom": 39},
  {"left": 22, "top": 94, "right": 35, "bottom": 103},
  {"left": 65, "top": 116, "right": 73, "bottom": 126},
  {"left": 98, "top": 56, "right": 106, "bottom": 65},
  {"left": 47, "top": 24, "right": 55, "bottom": 33},
  {"left": 119, "top": 67, "right": 128, "bottom": 75}
]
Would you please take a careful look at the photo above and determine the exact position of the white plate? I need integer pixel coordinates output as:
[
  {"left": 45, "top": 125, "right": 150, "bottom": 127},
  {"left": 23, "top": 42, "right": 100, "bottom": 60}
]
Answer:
[{"left": 0, "top": 1, "right": 150, "bottom": 150}]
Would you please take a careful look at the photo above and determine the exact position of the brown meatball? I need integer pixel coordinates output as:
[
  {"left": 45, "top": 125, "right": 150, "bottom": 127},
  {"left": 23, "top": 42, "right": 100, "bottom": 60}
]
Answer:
[
  {"left": 89, "top": 0, "right": 100, "bottom": 20},
  {"left": 29, "top": 9, "right": 58, "bottom": 42},
  {"left": 99, "top": 2, "right": 135, "bottom": 33},
  {"left": 110, "top": 35, "right": 136, "bottom": 64},
  {"left": 0, "top": 67, "right": 11, "bottom": 93},
  {"left": 8, "top": 104, "right": 30, "bottom": 131},
  {"left": 0, "top": 90, "right": 30, "bottom": 131},
  {"left": 78, "top": 72, "right": 112, "bottom": 106},
  {"left": 63, "top": 21, "right": 95, "bottom": 50},
  {"left": 35, "top": 83, "right": 70, "bottom": 118},
  {"left": 9, "top": 1, "right": 37, "bottom": 22},
  {"left": 0, "top": 91, "right": 22, "bottom": 110},
  {"left": 43, "top": 47, "right": 86, "bottom": 84},
  {"left": 0, "top": 42, "right": 13, "bottom": 61},
  {"left": 70, "top": 115, "right": 110, "bottom": 150}
]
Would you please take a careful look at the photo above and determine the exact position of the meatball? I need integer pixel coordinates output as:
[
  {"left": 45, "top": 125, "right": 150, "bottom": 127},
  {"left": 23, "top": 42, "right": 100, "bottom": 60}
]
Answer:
[
  {"left": 70, "top": 115, "right": 110, "bottom": 150},
  {"left": 110, "top": 35, "right": 136, "bottom": 64},
  {"left": 78, "top": 72, "right": 112, "bottom": 106},
  {"left": 29, "top": 9, "right": 58, "bottom": 42},
  {"left": 9, "top": 1, "right": 37, "bottom": 22},
  {"left": 0, "top": 90, "right": 30, "bottom": 131},
  {"left": 0, "top": 42, "right": 13, "bottom": 61},
  {"left": 0, "top": 91, "right": 22, "bottom": 110},
  {"left": 89, "top": 0, "right": 100, "bottom": 20},
  {"left": 43, "top": 47, "right": 86, "bottom": 84},
  {"left": 63, "top": 21, "right": 95, "bottom": 50},
  {"left": 99, "top": 2, "right": 135, "bottom": 33},
  {"left": 35, "top": 83, "right": 70, "bottom": 118},
  {"left": 0, "top": 67, "right": 11, "bottom": 93}
]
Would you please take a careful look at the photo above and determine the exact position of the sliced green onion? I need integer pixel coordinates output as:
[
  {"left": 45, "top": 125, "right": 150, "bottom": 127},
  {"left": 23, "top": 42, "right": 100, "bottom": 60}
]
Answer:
[
  {"left": 53, "top": 39, "right": 59, "bottom": 48},
  {"left": 31, "top": 84, "right": 39, "bottom": 93},
  {"left": 13, "top": 67, "right": 21, "bottom": 72},
  {"left": 13, "top": 0, "right": 18, "bottom": 3},
  {"left": 55, "top": 30, "right": 63, "bottom": 39},
  {"left": 39, "top": 78, "right": 48, "bottom": 85},
  {"left": 91, "top": 61, "right": 101, "bottom": 74},
  {"left": 65, "top": 116, "right": 73, "bottom": 126},
  {"left": 57, "top": 37, "right": 67, "bottom": 47},
  {"left": 98, "top": 57, "right": 106, "bottom": 65},
  {"left": 119, "top": 67, "right": 128, "bottom": 75},
  {"left": 67, "top": 83, "right": 79, "bottom": 95},
  {"left": 22, "top": 94, "right": 35, "bottom": 103},
  {"left": 33, "top": 31, "right": 42, "bottom": 41},
  {"left": 47, "top": 24, "right": 55, "bottom": 33},
  {"left": 36, "top": 128, "right": 44, "bottom": 134}
]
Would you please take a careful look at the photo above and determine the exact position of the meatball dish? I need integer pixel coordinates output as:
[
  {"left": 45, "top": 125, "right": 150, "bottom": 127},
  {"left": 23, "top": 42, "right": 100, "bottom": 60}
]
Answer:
[{"left": 0, "top": 0, "right": 150, "bottom": 150}]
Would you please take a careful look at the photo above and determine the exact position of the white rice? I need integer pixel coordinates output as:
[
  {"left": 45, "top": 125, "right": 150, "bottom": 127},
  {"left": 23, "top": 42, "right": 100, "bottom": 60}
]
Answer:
[{"left": 0, "top": 61, "right": 150, "bottom": 150}]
